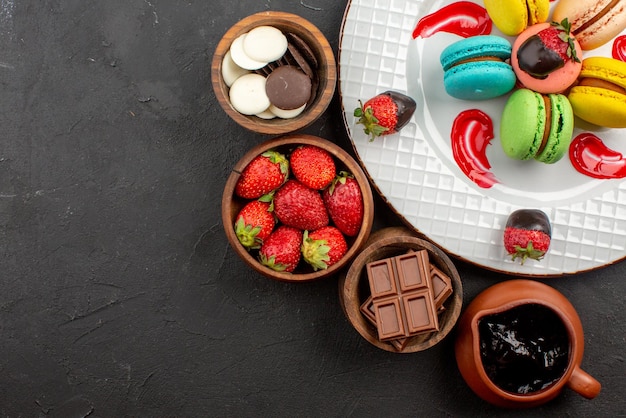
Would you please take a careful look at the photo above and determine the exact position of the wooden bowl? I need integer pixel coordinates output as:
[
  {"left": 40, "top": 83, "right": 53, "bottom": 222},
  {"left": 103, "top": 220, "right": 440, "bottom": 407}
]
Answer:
[
  {"left": 211, "top": 11, "right": 337, "bottom": 135},
  {"left": 338, "top": 227, "right": 463, "bottom": 353},
  {"left": 222, "top": 134, "right": 374, "bottom": 282}
]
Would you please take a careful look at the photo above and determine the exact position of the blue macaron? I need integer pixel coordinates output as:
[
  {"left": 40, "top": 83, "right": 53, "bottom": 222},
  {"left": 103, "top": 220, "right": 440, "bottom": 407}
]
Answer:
[{"left": 440, "top": 35, "right": 516, "bottom": 100}]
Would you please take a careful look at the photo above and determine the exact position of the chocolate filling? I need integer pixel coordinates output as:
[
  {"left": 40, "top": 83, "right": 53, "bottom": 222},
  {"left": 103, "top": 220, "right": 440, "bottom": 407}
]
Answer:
[
  {"left": 573, "top": 0, "right": 621, "bottom": 36},
  {"left": 451, "top": 56, "right": 505, "bottom": 68},
  {"left": 579, "top": 77, "right": 626, "bottom": 94}
]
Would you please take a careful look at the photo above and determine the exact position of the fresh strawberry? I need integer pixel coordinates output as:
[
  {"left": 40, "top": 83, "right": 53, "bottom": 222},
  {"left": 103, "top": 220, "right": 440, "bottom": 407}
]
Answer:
[
  {"left": 302, "top": 226, "right": 348, "bottom": 271},
  {"left": 290, "top": 145, "right": 336, "bottom": 190},
  {"left": 273, "top": 179, "right": 329, "bottom": 231},
  {"left": 322, "top": 171, "right": 364, "bottom": 237},
  {"left": 354, "top": 90, "right": 416, "bottom": 141},
  {"left": 235, "top": 150, "right": 289, "bottom": 199},
  {"left": 517, "top": 19, "right": 580, "bottom": 79},
  {"left": 234, "top": 200, "right": 275, "bottom": 250},
  {"left": 503, "top": 209, "right": 552, "bottom": 264},
  {"left": 259, "top": 226, "right": 303, "bottom": 272}
]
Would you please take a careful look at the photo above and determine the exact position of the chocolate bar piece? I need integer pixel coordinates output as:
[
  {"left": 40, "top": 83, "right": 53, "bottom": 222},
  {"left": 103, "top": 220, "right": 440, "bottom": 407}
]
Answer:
[
  {"left": 430, "top": 265, "right": 453, "bottom": 309},
  {"left": 360, "top": 296, "right": 409, "bottom": 351},
  {"left": 367, "top": 250, "right": 439, "bottom": 342}
]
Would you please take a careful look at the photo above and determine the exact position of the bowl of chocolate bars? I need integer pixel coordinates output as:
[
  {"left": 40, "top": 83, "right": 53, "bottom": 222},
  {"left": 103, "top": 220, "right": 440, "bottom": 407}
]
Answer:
[
  {"left": 211, "top": 11, "right": 336, "bottom": 135},
  {"left": 339, "top": 227, "right": 463, "bottom": 353}
]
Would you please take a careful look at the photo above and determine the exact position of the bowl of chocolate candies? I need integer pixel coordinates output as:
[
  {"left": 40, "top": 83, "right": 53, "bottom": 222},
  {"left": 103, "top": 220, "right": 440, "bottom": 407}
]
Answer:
[
  {"left": 339, "top": 227, "right": 463, "bottom": 353},
  {"left": 211, "top": 11, "right": 337, "bottom": 135}
]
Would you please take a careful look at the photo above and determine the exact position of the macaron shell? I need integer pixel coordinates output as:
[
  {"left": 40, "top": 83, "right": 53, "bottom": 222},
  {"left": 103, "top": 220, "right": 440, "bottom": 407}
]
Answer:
[
  {"left": 500, "top": 89, "right": 546, "bottom": 160},
  {"left": 578, "top": 56, "right": 626, "bottom": 89},
  {"left": 443, "top": 61, "right": 516, "bottom": 100},
  {"left": 484, "top": 0, "right": 549, "bottom": 36},
  {"left": 484, "top": 0, "right": 528, "bottom": 36},
  {"left": 440, "top": 35, "right": 512, "bottom": 70},
  {"left": 569, "top": 86, "right": 626, "bottom": 128},
  {"left": 535, "top": 94, "right": 574, "bottom": 164},
  {"left": 553, "top": 0, "right": 626, "bottom": 50},
  {"left": 527, "top": 0, "right": 550, "bottom": 26},
  {"left": 511, "top": 23, "right": 583, "bottom": 94}
]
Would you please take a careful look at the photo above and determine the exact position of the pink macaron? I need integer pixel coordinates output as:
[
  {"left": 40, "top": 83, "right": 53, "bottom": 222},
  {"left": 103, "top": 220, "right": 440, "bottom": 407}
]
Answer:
[{"left": 511, "top": 22, "right": 583, "bottom": 94}]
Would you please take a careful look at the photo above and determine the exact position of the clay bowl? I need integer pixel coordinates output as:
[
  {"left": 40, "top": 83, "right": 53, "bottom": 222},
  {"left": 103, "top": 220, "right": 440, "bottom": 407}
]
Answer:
[
  {"left": 339, "top": 227, "right": 463, "bottom": 353},
  {"left": 222, "top": 134, "right": 374, "bottom": 282},
  {"left": 211, "top": 11, "right": 337, "bottom": 135}
]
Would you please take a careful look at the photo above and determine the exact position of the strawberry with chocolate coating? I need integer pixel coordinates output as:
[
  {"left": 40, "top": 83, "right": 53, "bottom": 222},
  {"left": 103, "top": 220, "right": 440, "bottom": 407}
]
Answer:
[
  {"left": 259, "top": 226, "right": 303, "bottom": 273},
  {"left": 354, "top": 91, "right": 417, "bottom": 141},
  {"left": 516, "top": 19, "right": 580, "bottom": 80},
  {"left": 234, "top": 200, "right": 275, "bottom": 250},
  {"left": 504, "top": 209, "right": 552, "bottom": 264},
  {"left": 322, "top": 171, "right": 364, "bottom": 237},
  {"left": 235, "top": 150, "right": 289, "bottom": 199},
  {"left": 302, "top": 226, "right": 348, "bottom": 271}
]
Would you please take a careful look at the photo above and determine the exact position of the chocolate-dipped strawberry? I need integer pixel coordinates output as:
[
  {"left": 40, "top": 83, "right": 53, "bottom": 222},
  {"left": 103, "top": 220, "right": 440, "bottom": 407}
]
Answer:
[
  {"left": 503, "top": 209, "right": 552, "bottom": 264},
  {"left": 354, "top": 91, "right": 417, "bottom": 141},
  {"left": 511, "top": 20, "right": 583, "bottom": 93}
]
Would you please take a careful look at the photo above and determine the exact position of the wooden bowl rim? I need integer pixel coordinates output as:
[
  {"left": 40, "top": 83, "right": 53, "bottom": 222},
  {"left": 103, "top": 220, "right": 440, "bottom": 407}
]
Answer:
[
  {"left": 222, "top": 134, "right": 374, "bottom": 282},
  {"left": 211, "top": 11, "right": 337, "bottom": 135},
  {"left": 339, "top": 230, "right": 463, "bottom": 353}
]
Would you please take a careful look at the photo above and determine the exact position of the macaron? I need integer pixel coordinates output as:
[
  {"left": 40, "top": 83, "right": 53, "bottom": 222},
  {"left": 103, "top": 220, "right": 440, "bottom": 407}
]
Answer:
[
  {"left": 440, "top": 35, "right": 516, "bottom": 100},
  {"left": 553, "top": 0, "right": 626, "bottom": 51},
  {"left": 500, "top": 89, "right": 574, "bottom": 164},
  {"left": 568, "top": 57, "right": 626, "bottom": 128},
  {"left": 484, "top": 0, "right": 550, "bottom": 36},
  {"left": 511, "top": 22, "right": 583, "bottom": 94}
]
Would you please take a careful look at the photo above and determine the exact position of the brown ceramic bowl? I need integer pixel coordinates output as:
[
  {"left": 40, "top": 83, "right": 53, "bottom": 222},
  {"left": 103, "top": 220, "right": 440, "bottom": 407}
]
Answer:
[
  {"left": 338, "top": 227, "right": 463, "bottom": 353},
  {"left": 222, "top": 134, "right": 374, "bottom": 282},
  {"left": 211, "top": 11, "right": 337, "bottom": 135}
]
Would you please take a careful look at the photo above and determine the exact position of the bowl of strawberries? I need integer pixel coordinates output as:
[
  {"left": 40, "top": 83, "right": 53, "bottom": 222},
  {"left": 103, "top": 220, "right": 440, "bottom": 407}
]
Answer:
[{"left": 222, "top": 134, "right": 375, "bottom": 282}]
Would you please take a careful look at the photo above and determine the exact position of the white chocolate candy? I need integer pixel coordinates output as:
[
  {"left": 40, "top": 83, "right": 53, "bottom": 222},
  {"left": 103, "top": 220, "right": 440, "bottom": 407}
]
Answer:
[
  {"left": 229, "top": 34, "right": 268, "bottom": 70},
  {"left": 255, "top": 108, "right": 277, "bottom": 120},
  {"left": 229, "top": 73, "right": 270, "bottom": 115},
  {"left": 243, "top": 26, "right": 288, "bottom": 63},
  {"left": 222, "top": 50, "right": 250, "bottom": 87},
  {"left": 269, "top": 103, "right": 306, "bottom": 119}
]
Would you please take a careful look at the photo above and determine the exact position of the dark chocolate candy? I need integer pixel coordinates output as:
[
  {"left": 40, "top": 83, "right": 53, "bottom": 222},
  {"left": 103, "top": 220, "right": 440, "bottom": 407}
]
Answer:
[
  {"left": 265, "top": 65, "right": 312, "bottom": 110},
  {"left": 286, "top": 32, "right": 318, "bottom": 70}
]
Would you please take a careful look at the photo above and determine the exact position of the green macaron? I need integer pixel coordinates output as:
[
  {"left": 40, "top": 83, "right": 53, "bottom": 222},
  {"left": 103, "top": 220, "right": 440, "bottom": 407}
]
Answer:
[{"left": 500, "top": 89, "right": 574, "bottom": 164}]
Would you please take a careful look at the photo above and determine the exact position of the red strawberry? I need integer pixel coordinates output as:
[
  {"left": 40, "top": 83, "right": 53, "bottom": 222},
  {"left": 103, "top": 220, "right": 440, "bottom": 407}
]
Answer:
[
  {"left": 354, "top": 90, "right": 416, "bottom": 141},
  {"left": 517, "top": 19, "right": 580, "bottom": 79},
  {"left": 259, "top": 226, "right": 303, "bottom": 272},
  {"left": 235, "top": 150, "right": 289, "bottom": 199},
  {"left": 322, "top": 171, "right": 364, "bottom": 237},
  {"left": 273, "top": 179, "right": 329, "bottom": 231},
  {"left": 234, "top": 200, "right": 275, "bottom": 250},
  {"left": 503, "top": 209, "right": 552, "bottom": 264},
  {"left": 302, "top": 226, "right": 348, "bottom": 271},
  {"left": 290, "top": 145, "right": 336, "bottom": 190}
]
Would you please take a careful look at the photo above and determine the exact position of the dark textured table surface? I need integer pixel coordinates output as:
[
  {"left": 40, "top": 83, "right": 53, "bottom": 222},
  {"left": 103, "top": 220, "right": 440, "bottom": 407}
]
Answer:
[{"left": 1, "top": 0, "right": 624, "bottom": 416}]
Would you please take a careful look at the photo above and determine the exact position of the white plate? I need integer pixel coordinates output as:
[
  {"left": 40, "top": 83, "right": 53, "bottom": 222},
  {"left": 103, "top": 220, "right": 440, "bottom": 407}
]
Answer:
[{"left": 339, "top": 0, "right": 626, "bottom": 276}]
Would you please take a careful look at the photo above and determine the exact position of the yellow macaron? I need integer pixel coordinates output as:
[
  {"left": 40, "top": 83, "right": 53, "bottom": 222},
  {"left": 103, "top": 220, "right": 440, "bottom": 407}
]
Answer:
[
  {"left": 484, "top": 0, "right": 550, "bottom": 36},
  {"left": 568, "top": 57, "right": 626, "bottom": 128}
]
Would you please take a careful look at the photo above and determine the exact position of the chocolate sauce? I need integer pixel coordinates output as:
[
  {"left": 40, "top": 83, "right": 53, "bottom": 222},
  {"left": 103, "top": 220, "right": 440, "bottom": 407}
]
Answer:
[
  {"left": 517, "top": 35, "right": 564, "bottom": 79},
  {"left": 479, "top": 304, "right": 570, "bottom": 394}
]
